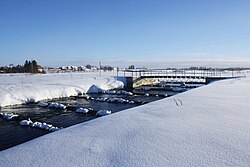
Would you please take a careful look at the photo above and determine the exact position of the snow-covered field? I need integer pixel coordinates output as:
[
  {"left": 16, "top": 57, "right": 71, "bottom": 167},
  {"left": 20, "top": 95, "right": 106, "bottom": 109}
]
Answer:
[
  {"left": 0, "top": 72, "right": 250, "bottom": 166},
  {"left": 0, "top": 71, "right": 123, "bottom": 107}
]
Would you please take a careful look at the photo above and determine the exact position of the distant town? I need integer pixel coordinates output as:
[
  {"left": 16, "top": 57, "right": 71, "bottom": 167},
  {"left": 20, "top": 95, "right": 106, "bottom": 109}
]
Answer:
[
  {"left": 0, "top": 60, "right": 114, "bottom": 74},
  {"left": 1, "top": 60, "right": 250, "bottom": 74}
]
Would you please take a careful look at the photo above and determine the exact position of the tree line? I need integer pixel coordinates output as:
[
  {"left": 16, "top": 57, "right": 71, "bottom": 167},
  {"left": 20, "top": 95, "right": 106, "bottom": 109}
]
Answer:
[{"left": 0, "top": 60, "right": 43, "bottom": 74}]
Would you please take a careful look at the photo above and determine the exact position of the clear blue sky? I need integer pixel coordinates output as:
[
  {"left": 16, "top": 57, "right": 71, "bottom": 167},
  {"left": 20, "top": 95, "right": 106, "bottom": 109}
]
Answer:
[{"left": 1, "top": 0, "right": 250, "bottom": 67}]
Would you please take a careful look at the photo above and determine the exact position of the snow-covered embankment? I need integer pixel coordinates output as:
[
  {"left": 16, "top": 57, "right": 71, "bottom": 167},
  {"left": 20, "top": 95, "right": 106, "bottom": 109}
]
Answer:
[{"left": 0, "top": 72, "right": 123, "bottom": 107}]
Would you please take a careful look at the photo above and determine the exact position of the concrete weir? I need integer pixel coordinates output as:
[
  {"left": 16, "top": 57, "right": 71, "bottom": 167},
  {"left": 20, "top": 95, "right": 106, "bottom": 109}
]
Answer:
[
  {"left": 115, "top": 76, "right": 133, "bottom": 91},
  {"left": 120, "top": 76, "right": 239, "bottom": 90},
  {"left": 116, "top": 69, "right": 244, "bottom": 89}
]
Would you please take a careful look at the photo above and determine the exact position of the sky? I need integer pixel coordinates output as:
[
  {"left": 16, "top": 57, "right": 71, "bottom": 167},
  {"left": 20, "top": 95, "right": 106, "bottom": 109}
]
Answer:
[{"left": 1, "top": 0, "right": 250, "bottom": 68}]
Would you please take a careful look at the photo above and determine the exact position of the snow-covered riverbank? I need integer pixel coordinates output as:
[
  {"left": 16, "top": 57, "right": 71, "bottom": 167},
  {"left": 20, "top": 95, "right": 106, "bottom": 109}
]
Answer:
[
  {"left": 1, "top": 72, "right": 250, "bottom": 167},
  {"left": 0, "top": 72, "right": 123, "bottom": 107}
]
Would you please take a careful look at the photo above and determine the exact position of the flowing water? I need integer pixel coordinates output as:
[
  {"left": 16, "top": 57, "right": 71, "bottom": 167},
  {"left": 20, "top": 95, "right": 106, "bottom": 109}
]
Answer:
[{"left": 0, "top": 90, "right": 176, "bottom": 151}]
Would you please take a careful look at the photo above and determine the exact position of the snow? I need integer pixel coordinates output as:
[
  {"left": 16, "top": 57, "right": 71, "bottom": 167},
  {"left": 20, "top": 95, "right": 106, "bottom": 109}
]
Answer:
[
  {"left": 20, "top": 119, "right": 61, "bottom": 131},
  {"left": 86, "top": 85, "right": 103, "bottom": 94},
  {"left": 104, "top": 90, "right": 116, "bottom": 94},
  {"left": 48, "top": 102, "right": 67, "bottom": 110},
  {"left": 37, "top": 102, "right": 49, "bottom": 107},
  {"left": 96, "top": 110, "right": 112, "bottom": 116},
  {"left": 86, "top": 96, "right": 133, "bottom": 104},
  {"left": 0, "top": 73, "right": 250, "bottom": 166},
  {"left": 107, "top": 97, "right": 129, "bottom": 103},
  {"left": 102, "top": 90, "right": 133, "bottom": 95},
  {"left": 19, "top": 118, "right": 33, "bottom": 126},
  {"left": 95, "top": 97, "right": 108, "bottom": 102},
  {"left": 121, "top": 90, "right": 133, "bottom": 95},
  {"left": 0, "top": 72, "right": 123, "bottom": 107},
  {"left": 75, "top": 108, "right": 89, "bottom": 113},
  {"left": 0, "top": 113, "right": 19, "bottom": 120},
  {"left": 163, "top": 93, "right": 168, "bottom": 97},
  {"left": 30, "top": 121, "right": 60, "bottom": 131}
]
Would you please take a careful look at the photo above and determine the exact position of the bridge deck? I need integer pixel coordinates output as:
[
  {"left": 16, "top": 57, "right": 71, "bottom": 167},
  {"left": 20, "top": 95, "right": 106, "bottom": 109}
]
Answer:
[
  {"left": 119, "top": 69, "right": 239, "bottom": 79},
  {"left": 117, "top": 69, "right": 243, "bottom": 89}
]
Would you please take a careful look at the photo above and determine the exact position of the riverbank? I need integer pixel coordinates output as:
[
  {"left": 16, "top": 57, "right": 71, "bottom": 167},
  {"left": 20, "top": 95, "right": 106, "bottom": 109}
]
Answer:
[
  {"left": 0, "top": 72, "right": 123, "bottom": 107},
  {"left": 1, "top": 72, "right": 250, "bottom": 166}
]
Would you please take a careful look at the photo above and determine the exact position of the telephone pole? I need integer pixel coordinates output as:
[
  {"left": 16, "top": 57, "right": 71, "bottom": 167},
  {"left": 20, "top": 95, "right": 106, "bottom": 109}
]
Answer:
[{"left": 99, "top": 61, "right": 101, "bottom": 77}]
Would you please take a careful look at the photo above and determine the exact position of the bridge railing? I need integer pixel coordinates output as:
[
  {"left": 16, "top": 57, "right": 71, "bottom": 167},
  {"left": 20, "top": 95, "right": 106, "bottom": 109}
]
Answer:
[{"left": 118, "top": 69, "right": 241, "bottom": 78}]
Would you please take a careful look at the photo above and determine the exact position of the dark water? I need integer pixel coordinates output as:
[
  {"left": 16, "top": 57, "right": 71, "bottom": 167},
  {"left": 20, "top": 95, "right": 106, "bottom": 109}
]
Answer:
[
  {"left": 0, "top": 91, "right": 171, "bottom": 151},
  {"left": 133, "top": 89, "right": 178, "bottom": 96}
]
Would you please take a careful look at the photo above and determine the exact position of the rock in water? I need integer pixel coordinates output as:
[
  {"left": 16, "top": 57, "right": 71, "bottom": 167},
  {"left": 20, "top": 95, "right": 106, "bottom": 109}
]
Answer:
[
  {"left": 38, "top": 102, "right": 49, "bottom": 107},
  {"left": 75, "top": 108, "right": 89, "bottom": 113},
  {"left": 20, "top": 118, "right": 33, "bottom": 126},
  {"left": 96, "top": 110, "right": 112, "bottom": 117}
]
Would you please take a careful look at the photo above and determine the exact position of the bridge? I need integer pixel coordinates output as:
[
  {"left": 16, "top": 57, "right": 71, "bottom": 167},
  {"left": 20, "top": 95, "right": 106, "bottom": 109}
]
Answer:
[{"left": 116, "top": 69, "right": 244, "bottom": 90}]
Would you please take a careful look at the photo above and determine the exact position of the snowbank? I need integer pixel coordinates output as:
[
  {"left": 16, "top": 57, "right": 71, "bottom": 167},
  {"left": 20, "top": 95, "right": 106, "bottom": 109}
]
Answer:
[
  {"left": 1, "top": 74, "right": 250, "bottom": 166},
  {"left": 86, "top": 85, "right": 103, "bottom": 94},
  {"left": 0, "top": 72, "right": 123, "bottom": 107}
]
